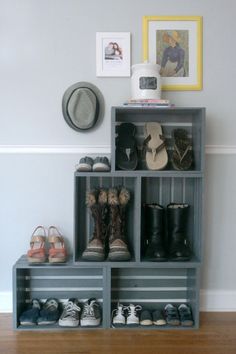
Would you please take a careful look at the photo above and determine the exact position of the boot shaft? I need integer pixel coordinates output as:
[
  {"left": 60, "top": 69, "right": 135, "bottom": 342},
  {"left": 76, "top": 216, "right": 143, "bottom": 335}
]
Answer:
[
  {"left": 108, "top": 188, "right": 130, "bottom": 243},
  {"left": 86, "top": 189, "right": 108, "bottom": 242},
  {"left": 167, "top": 203, "right": 189, "bottom": 241},
  {"left": 145, "top": 204, "right": 164, "bottom": 241}
]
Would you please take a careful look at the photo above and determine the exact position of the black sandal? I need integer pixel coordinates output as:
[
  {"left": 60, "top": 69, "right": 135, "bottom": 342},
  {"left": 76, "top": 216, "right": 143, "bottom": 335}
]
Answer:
[
  {"left": 172, "top": 129, "right": 193, "bottom": 171},
  {"left": 115, "top": 123, "right": 138, "bottom": 170}
]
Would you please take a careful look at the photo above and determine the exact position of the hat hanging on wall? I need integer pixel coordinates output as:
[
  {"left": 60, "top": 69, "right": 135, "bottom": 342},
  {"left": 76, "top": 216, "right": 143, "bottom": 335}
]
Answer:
[{"left": 62, "top": 82, "right": 104, "bottom": 131}]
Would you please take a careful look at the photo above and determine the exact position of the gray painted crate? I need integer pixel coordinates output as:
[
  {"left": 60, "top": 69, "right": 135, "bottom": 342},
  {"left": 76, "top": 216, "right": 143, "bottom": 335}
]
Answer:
[
  {"left": 110, "top": 267, "right": 200, "bottom": 329},
  {"left": 13, "top": 256, "right": 108, "bottom": 330},
  {"left": 74, "top": 174, "right": 141, "bottom": 263},
  {"left": 13, "top": 107, "right": 205, "bottom": 330},
  {"left": 111, "top": 106, "right": 205, "bottom": 173}
]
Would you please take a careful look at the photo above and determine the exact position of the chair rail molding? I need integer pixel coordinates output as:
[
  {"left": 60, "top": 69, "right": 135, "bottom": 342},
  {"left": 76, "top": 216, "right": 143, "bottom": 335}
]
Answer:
[{"left": 0, "top": 145, "right": 236, "bottom": 154}]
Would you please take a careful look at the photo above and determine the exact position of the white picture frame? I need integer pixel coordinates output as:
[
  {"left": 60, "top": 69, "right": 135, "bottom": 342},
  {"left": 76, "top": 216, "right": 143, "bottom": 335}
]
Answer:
[{"left": 96, "top": 32, "right": 131, "bottom": 77}]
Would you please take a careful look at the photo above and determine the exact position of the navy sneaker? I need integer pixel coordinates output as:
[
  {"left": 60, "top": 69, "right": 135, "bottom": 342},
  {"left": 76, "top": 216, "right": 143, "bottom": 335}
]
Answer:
[
  {"left": 37, "top": 298, "right": 60, "bottom": 325},
  {"left": 164, "top": 304, "right": 180, "bottom": 326},
  {"left": 19, "top": 299, "right": 41, "bottom": 326},
  {"left": 178, "top": 304, "right": 194, "bottom": 326}
]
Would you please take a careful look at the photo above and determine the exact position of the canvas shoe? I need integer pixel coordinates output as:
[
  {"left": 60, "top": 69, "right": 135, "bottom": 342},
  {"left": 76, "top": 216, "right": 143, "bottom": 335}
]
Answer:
[
  {"left": 112, "top": 303, "right": 126, "bottom": 327},
  {"left": 93, "top": 156, "right": 110, "bottom": 172},
  {"left": 178, "top": 304, "right": 194, "bottom": 326},
  {"left": 80, "top": 298, "right": 101, "bottom": 327},
  {"left": 140, "top": 310, "right": 152, "bottom": 326},
  {"left": 76, "top": 156, "right": 94, "bottom": 172},
  {"left": 59, "top": 298, "right": 81, "bottom": 327},
  {"left": 126, "top": 304, "right": 142, "bottom": 326}
]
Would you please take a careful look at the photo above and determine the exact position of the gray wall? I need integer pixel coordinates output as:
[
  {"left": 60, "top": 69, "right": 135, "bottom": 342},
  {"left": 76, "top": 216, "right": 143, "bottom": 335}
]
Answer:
[{"left": 1, "top": 0, "right": 236, "bottom": 311}]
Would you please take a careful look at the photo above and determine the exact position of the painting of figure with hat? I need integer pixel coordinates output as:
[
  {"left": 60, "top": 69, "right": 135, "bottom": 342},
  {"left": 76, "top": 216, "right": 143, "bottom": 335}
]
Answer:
[{"left": 156, "top": 30, "right": 189, "bottom": 77}]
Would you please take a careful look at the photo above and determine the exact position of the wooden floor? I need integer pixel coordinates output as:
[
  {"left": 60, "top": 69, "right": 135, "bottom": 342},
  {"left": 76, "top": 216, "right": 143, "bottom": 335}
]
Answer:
[{"left": 0, "top": 313, "right": 236, "bottom": 354}]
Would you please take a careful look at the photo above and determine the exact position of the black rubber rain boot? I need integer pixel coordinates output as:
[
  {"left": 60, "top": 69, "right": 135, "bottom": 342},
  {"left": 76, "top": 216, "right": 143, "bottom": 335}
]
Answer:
[
  {"left": 144, "top": 204, "right": 167, "bottom": 261},
  {"left": 167, "top": 203, "right": 191, "bottom": 261}
]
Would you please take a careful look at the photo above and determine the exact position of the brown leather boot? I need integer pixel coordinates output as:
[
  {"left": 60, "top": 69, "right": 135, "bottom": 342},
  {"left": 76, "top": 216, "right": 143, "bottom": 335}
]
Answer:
[
  {"left": 82, "top": 189, "right": 108, "bottom": 261},
  {"left": 108, "top": 188, "right": 131, "bottom": 261}
]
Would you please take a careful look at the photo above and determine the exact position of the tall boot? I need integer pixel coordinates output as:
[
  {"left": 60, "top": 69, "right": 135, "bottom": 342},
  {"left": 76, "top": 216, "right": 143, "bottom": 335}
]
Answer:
[
  {"left": 108, "top": 188, "right": 131, "bottom": 261},
  {"left": 167, "top": 203, "right": 191, "bottom": 261},
  {"left": 81, "top": 189, "right": 108, "bottom": 261},
  {"left": 144, "top": 204, "right": 167, "bottom": 261}
]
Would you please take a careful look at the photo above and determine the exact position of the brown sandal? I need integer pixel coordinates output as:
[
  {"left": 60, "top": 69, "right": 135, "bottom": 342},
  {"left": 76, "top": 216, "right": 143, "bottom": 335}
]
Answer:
[
  {"left": 48, "top": 226, "right": 67, "bottom": 263},
  {"left": 27, "top": 226, "right": 47, "bottom": 263}
]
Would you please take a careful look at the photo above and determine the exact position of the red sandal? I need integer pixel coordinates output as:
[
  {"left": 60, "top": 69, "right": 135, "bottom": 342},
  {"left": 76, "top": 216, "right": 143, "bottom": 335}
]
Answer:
[
  {"left": 27, "top": 226, "right": 47, "bottom": 263},
  {"left": 48, "top": 226, "right": 67, "bottom": 263}
]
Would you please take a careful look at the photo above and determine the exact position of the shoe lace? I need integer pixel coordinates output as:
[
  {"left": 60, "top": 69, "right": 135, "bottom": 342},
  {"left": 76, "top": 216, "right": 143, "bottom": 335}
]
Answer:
[
  {"left": 127, "top": 304, "right": 142, "bottom": 317},
  {"left": 83, "top": 300, "right": 99, "bottom": 317},
  {"left": 64, "top": 301, "right": 81, "bottom": 317},
  {"left": 112, "top": 304, "right": 125, "bottom": 317}
]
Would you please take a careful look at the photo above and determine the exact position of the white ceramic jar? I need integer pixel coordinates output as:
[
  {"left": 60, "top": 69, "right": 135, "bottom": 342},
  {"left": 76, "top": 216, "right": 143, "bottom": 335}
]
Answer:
[{"left": 131, "top": 62, "right": 161, "bottom": 100}]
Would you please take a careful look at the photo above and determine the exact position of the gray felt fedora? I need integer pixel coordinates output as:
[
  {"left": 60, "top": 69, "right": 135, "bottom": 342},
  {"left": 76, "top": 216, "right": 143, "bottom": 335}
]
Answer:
[{"left": 62, "top": 82, "right": 104, "bottom": 131}]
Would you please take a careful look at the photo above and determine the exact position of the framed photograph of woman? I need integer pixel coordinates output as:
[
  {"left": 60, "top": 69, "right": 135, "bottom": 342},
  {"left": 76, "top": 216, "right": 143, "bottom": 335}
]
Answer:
[
  {"left": 143, "top": 16, "right": 202, "bottom": 90},
  {"left": 96, "top": 32, "right": 131, "bottom": 77}
]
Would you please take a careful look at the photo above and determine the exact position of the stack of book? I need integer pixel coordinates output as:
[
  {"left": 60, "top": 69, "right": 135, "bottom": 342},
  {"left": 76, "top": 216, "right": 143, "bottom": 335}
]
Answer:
[{"left": 123, "top": 99, "right": 172, "bottom": 107}]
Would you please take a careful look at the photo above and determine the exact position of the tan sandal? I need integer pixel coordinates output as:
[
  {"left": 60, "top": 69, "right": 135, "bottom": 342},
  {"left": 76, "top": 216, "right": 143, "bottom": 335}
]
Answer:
[
  {"left": 27, "top": 226, "right": 47, "bottom": 263},
  {"left": 143, "top": 122, "right": 168, "bottom": 170},
  {"left": 48, "top": 226, "right": 67, "bottom": 263}
]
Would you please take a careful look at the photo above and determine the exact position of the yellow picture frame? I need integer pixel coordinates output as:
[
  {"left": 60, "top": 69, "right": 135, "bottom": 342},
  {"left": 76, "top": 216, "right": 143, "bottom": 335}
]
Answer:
[{"left": 143, "top": 16, "right": 203, "bottom": 91}]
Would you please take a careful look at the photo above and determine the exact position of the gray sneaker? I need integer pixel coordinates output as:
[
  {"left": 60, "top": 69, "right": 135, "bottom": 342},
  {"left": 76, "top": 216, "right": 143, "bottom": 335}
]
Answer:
[
  {"left": 59, "top": 298, "right": 81, "bottom": 327},
  {"left": 93, "top": 157, "right": 110, "bottom": 172},
  {"left": 76, "top": 156, "right": 93, "bottom": 172},
  {"left": 80, "top": 298, "right": 101, "bottom": 327},
  {"left": 152, "top": 309, "right": 166, "bottom": 326}
]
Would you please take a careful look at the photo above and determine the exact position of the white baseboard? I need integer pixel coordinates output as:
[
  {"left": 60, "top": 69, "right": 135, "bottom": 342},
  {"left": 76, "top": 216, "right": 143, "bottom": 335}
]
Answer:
[
  {"left": 0, "top": 292, "right": 12, "bottom": 313},
  {"left": 1, "top": 290, "right": 236, "bottom": 313},
  {"left": 200, "top": 290, "right": 236, "bottom": 311}
]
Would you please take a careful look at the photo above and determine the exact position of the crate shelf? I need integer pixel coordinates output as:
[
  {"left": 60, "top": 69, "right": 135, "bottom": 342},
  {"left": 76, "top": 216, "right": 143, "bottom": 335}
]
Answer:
[{"left": 13, "top": 106, "right": 205, "bottom": 330}]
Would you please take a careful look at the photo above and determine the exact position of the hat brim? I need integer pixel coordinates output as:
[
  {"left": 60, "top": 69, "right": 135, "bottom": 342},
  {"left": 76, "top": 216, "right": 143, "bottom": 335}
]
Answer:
[{"left": 62, "top": 82, "right": 104, "bottom": 132}]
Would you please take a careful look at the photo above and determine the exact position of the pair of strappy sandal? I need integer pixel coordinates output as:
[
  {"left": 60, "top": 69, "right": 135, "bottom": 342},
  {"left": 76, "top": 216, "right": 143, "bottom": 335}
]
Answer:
[{"left": 27, "top": 226, "right": 67, "bottom": 264}]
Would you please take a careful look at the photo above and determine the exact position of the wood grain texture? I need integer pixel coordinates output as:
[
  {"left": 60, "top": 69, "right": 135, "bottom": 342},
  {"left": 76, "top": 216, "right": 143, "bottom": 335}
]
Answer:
[{"left": 0, "top": 313, "right": 236, "bottom": 354}]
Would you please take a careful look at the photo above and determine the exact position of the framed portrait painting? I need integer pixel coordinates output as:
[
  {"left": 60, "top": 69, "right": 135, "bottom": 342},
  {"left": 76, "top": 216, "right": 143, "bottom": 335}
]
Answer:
[
  {"left": 96, "top": 32, "right": 130, "bottom": 77},
  {"left": 143, "top": 16, "right": 202, "bottom": 90}
]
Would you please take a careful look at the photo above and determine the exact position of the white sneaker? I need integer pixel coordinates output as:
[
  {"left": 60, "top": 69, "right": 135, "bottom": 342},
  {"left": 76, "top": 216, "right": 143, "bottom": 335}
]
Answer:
[
  {"left": 112, "top": 303, "right": 126, "bottom": 326},
  {"left": 59, "top": 298, "right": 81, "bottom": 327},
  {"left": 126, "top": 304, "right": 142, "bottom": 325}
]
